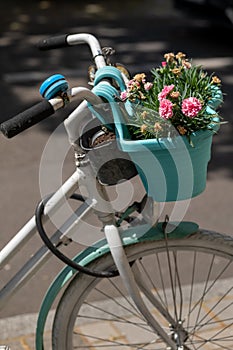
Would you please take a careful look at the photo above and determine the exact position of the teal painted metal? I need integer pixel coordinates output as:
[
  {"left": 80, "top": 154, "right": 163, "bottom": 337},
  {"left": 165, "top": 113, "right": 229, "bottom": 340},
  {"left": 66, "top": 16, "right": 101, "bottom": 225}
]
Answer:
[{"left": 35, "top": 221, "right": 198, "bottom": 349}]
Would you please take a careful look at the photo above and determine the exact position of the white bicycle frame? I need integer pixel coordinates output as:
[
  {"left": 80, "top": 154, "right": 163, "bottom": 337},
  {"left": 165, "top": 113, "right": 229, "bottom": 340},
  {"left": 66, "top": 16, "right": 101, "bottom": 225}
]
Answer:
[{"left": 0, "top": 33, "right": 182, "bottom": 349}]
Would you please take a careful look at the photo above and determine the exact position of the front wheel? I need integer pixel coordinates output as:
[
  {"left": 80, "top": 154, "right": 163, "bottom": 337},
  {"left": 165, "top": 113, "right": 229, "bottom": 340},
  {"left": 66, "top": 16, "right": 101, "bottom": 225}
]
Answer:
[{"left": 52, "top": 229, "right": 233, "bottom": 349}]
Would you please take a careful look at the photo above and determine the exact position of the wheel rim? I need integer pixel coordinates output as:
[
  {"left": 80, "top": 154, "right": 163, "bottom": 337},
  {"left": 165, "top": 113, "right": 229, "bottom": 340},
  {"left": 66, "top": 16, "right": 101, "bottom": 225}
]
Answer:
[{"left": 54, "top": 237, "right": 233, "bottom": 349}]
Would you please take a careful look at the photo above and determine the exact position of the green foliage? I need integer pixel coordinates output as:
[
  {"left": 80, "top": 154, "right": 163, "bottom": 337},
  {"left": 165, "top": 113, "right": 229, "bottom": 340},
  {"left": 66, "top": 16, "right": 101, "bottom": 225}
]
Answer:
[{"left": 120, "top": 52, "right": 223, "bottom": 140}]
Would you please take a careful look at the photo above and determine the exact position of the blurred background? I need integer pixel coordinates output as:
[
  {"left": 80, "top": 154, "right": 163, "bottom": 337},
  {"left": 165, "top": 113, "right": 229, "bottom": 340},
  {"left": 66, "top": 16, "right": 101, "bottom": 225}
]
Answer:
[{"left": 0, "top": 0, "right": 232, "bottom": 317}]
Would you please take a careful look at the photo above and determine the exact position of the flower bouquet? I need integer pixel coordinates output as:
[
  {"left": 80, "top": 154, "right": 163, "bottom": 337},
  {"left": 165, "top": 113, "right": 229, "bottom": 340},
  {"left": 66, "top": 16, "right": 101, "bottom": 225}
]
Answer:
[
  {"left": 120, "top": 52, "right": 223, "bottom": 142},
  {"left": 114, "top": 52, "right": 224, "bottom": 201},
  {"left": 88, "top": 52, "right": 224, "bottom": 201}
]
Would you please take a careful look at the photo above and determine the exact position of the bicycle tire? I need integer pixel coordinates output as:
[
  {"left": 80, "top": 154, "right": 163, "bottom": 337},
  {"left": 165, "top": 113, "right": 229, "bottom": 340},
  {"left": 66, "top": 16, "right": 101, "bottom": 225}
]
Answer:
[{"left": 52, "top": 229, "right": 233, "bottom": 349}]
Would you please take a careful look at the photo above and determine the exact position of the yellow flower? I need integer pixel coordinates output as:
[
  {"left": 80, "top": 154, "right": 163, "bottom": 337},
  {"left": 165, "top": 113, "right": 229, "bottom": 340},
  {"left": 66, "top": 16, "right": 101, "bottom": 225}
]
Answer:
[
  {"left": 172, "top": 68, "right": 182, "bottom": 76},
  {"left": 176, "top": 52, "right": 186, "bottom": 60},
  {"left": 141, "top": 111, "right": 148, "bottom": 119},
  {"left": 154, "top": 122, "right": 163, "bottom": 132},
  {"left": 139, "top": 91, "right": 146, "bottom": 100},
  {"left": 164, "top": 52, "right": 175, "bottom": 63},
  {"left": 212, "top": 76, "right": 221, "bottom": 84},
  {"left": 177, "top": 126, "right": 187, "bottom": 135},
  {"left": 140, "top": 124, "right": 147, "bottom": 133},
  {"left": 133, "top": 73, "right": 146, "bottom": 82},
  {"left": 170, "top": 91, "right": 180, "bottom": 99}
]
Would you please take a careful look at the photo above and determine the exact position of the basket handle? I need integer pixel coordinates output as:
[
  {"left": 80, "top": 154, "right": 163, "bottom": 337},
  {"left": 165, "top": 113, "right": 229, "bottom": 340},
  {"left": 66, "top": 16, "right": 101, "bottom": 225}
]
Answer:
[
  {"left": 93, "top": 66, "right": 126, "bottom": 91},
  {"left": 89, "top": 83, "right": 129, "bottom": 140}
]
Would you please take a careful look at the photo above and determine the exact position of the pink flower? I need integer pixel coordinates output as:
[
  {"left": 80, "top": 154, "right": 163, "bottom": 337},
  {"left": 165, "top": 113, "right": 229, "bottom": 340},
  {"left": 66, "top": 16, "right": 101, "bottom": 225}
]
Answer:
[
  {"left": 159, "top": 99, "right": 173, "bottom": 119},
  {"left": 120, "top": 91, "right": 128, "bottom": 101},
  {"left": 127, "top": 79, "right": 134, "bottom": 86},
  {"left": 126, "top": 79, "right": 138, "bottom": 91},
  {"left": 158, "top": 84, "right": 175, "bottom": 101},
  {"left": 144, "top": 82, "right": 153, "bottom": 91},
  {"left": 182, "top": 97, "right": 202, "bottom": 118},
  {"left": 162, "top": 61, "right": 167, "bottom": 67},
  {"left": 127, "top": 80, "right": 140, "bottom": 91}
]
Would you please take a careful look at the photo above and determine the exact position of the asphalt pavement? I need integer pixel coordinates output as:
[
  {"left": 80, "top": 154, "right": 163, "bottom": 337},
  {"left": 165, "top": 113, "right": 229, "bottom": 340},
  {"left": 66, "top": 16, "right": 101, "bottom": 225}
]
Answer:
[{"left": 0, "top": 0, "right": 233, "bottom": 348}]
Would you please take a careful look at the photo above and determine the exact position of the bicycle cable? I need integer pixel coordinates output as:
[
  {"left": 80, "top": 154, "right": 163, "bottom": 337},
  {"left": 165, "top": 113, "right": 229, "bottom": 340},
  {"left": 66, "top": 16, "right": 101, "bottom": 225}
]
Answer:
[{"left": 35, "top": 194, "right": 119, "bottom": 278}]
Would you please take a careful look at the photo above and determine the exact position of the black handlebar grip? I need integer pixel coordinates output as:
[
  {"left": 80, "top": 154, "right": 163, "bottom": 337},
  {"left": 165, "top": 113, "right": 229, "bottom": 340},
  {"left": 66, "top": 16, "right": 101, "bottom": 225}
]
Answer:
[
  {"left": 36, "top": 34, "right": 69, "bottom": 50},
  {"left": 0, "top": 100, "right": 55, "bottom": 138}
]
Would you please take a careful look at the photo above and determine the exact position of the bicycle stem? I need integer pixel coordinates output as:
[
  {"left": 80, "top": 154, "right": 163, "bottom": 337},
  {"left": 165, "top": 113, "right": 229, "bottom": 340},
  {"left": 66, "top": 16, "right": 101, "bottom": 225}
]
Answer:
[{"left": 46, "top": 86, "right": 104, "bottom": 145}]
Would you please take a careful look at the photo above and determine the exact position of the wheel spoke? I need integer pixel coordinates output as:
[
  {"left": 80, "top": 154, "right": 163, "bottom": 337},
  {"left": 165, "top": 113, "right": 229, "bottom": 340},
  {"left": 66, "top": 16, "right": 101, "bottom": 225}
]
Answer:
[{"left": 52, "top": 231, "right": 233, "bottom": 349}]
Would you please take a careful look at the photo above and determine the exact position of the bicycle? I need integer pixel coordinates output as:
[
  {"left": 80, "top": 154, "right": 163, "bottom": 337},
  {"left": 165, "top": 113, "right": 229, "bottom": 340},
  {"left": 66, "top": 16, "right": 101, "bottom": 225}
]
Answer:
[{"left": 1, "top": 32, "right": 233, "bottom": 350}]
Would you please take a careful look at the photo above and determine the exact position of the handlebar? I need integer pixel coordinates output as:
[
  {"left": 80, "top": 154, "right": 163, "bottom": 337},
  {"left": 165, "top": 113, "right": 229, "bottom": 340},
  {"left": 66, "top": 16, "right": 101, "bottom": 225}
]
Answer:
[
  {"left": 0, "top": 100, "right": 55, "bottom": 138},
  {"left": 36, "top": 34, "right": 69, "bottom": 50},
  {"left": 37, "top": 33, "right": 106, "bottom": 69},
  {"left": 0, "top": 33, "right": 112, "bottom": 138},
  {"left": 0, "top": 88, "right": 103, "bottom": 138}
]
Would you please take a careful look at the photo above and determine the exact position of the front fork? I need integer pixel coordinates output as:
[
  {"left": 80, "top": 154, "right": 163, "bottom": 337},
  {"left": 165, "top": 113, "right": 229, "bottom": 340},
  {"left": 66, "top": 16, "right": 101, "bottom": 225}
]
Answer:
[
  {"left": 76, "top": 156, "right": 187, "bottom": 349},
  {"left": 104, "top": 223, "right": 179, "bottom": 350},
  {"left": 80, "top": 160, "right": 179, "bottom": 349}
]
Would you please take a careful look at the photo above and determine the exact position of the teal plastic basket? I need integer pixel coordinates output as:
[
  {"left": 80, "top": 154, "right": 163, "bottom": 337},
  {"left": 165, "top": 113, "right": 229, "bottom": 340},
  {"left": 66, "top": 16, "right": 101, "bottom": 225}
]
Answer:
[
  {"left": 90, "top": 78, "right": 222, "bottom": 202},
  {"left": 117, "top": 129, "right": 215, "bottom": 202},
  {"left": 110, "top": 100, "right": 220, "bottom": 202}
]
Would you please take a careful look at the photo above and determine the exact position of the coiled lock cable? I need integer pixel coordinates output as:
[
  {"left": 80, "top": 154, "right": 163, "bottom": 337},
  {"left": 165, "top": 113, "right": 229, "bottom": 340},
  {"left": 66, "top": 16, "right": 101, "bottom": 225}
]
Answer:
[{"left": 35, "top": 193, "right": 119, "bottom": 278}]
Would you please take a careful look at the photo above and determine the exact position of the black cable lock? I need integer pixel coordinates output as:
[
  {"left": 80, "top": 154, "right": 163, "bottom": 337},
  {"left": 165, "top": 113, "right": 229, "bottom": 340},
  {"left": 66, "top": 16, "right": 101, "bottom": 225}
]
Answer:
[{"left": 35, "top": 194, "right": 119, "bottom": 278}]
